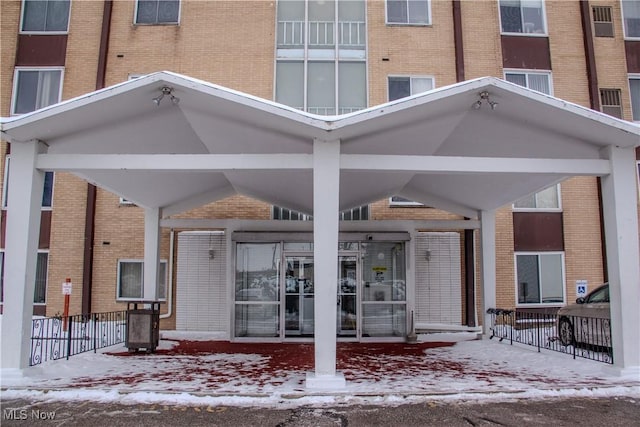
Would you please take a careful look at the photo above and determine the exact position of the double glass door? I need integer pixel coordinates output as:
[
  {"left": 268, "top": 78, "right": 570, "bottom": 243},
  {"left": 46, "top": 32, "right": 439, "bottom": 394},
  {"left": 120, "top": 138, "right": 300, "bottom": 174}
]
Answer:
[{"left": 284, "top": 256, "right": 315, "bottom": 337}]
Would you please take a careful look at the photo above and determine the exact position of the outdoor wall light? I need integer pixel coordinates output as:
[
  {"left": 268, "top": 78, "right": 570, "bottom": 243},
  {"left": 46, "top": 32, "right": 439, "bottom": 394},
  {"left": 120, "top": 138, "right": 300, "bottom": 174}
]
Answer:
[
  {"left": 425, "top": 250, "right": 432, "bottom": 261},
  {"left": 208, "top": 248, "right": 215, "bottom": 259},
  {"left": 473, "top": 91, "right": 498, "bottom": 110},
  {"left": 152, "top": 86, "right": 180, "bottom": 106}
]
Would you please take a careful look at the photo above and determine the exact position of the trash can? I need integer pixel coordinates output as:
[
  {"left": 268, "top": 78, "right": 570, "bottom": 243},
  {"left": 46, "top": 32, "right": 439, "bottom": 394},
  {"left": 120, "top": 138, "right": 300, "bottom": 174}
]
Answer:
[{"left": 126, "top": 301, "right": 162, "bottom": 353}]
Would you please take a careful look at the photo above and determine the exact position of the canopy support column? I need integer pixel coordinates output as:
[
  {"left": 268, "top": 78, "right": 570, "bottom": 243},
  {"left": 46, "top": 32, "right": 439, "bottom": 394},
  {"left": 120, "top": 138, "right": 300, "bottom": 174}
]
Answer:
[
  {"left": 1, "top": 141, "right": 46, "bottom": 370},
  {"left": 601, "top": 146, "right": 640, "bottom": 374},
  {"left": 306, "top": 138, "right": 345, "bottom": 390},
  {"left": 479, "top": 209, "right": 497, "bottom": 337},
  {"left": 143, "top": 207, "right": 161, "bottom": 301}
]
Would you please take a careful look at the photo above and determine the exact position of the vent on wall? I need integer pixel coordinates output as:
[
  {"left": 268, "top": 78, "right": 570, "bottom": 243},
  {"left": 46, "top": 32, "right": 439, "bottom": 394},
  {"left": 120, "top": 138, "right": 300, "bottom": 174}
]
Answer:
[
  {"left": 592, "top": 6, "right": 614, "bottom": 37},
  {"left": 600, "top": 89, "right": 623, "bottom": 119}
]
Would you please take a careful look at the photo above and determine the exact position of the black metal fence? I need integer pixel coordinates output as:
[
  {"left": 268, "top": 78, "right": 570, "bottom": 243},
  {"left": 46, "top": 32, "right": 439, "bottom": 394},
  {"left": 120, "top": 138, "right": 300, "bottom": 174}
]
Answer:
[
  {"left": 30, "top": 310, "right": 127, "bottom": 366},
  {"left": 487, "top": 308, "right": 613, "bottom": 364}
]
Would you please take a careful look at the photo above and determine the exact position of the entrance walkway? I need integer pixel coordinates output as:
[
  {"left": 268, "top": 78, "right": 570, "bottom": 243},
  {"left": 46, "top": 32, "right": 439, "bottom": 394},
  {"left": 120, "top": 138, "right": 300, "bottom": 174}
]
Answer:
[{"left": 2, "top": 335, "right": 638, "bottom": 408}]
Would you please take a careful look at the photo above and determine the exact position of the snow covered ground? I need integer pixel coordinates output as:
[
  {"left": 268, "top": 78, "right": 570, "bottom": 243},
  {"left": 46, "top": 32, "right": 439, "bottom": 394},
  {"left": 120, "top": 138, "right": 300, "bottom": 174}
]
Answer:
[{"left": 2, "top": 328, "right": 639, "bottom": 408}]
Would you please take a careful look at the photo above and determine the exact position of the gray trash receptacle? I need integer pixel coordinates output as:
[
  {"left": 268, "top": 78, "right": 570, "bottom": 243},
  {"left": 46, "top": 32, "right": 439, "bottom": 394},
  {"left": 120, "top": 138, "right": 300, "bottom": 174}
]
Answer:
[{"left": 126, "top": 301, "right": 161, "bottom": 353}]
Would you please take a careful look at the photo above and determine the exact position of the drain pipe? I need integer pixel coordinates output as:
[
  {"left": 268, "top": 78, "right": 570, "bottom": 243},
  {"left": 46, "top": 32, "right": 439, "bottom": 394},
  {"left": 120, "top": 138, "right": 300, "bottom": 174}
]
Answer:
[{"left": 160, "top": 229, "right": 174, "bottom": 319}]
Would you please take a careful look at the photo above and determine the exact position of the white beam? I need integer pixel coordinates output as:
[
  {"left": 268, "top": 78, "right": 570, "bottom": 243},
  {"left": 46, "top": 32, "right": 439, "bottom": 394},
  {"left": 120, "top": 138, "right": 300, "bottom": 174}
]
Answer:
[
  {"left": 1, "top": 141, "right": 46, "bottom": 370},
  {"left": 341, "top": 155, "right": 610, "bottom": 175},
  {"left": 307, "top": 138, "right": 345, "bottom": 390},
  {"left": 600, "top": 146, "right": 640, "bottom": 374},
  {"left": 143, "top": 208, "right": 161, "bottom": 301},
  {"left": 37, "top": 154, "right": 313, "bottom": 171},
  {"left": 161, "top": 185, "right": 236, "bottom": 218},
  {"left": 479, "top": 210, "right": 497, "bottom": 337}
]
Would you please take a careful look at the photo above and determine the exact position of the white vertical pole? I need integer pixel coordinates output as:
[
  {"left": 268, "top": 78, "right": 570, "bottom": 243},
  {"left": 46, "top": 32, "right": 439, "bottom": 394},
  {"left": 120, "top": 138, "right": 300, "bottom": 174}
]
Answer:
[
  {"left": 601, "top": 146, "right": 640, "bottom": 374},
  {"left": 479, "top": 209, "right": 496, "bottom": 336},
  {"left": 143, "top": 207, "right": 161, "bottom": 301},
  {"left": 1, "top": 141, "right": 45, "bottom": 370},
  {"left": 306, "top": 138, "right": 345, "bottom": 389}
]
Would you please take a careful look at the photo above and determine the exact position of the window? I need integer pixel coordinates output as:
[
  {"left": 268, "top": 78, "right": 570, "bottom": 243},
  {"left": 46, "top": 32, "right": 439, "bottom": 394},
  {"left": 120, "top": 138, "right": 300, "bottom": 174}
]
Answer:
[
  {"left": 592, "top": 6, "right": 614, "bottom": 37},
  {"left": 389, "top": 196, "right": 424, "bottom": 206},
  {"left": 135, "top": 0, "right": 180, "bottom": 25},
  {"left": 622, "top": 0, "right": 640, "bottom": 38},
  {"left": 0, "top": 251, "right": 3, "bottom": 303},
  {"left": 117, "top": 260, "right": 167, "bottom": 300},
  {"left": 21, "top": 0, "right": 70, "bottom": 33},
  {"left": 630, "top": 76, "right": 640, "bottom": 121},
  {"left": 2, "top": 157, "right": 54, "bottom": 209},
  {"left": 600, "top": 88, "right": 623, "bottom": 119},
  {"left": 513, "top": 184, "right": 560, "bottom": 210},
  {"left": 386, "top": 0, "right": 431, "bottom": 25},
  {"left": 516, "top": 252, "right": 565, "bottom": 305},
  {"left": 275, "top": 0, "right": 367, "bottom": 115},
  {"left": 388, "top": 76, "right": 434, "bottom": 101},
  {"left": 499, "top": 0, "right": 546, "bottom": 35},
  {"left": 34, "top": 252, "right": 48, "bottom": 304},
  {"left": 272, "top": 205, "right": 369, "bottom": 220},
  {"left": 12, "top": 68, "right": 63, "bottom": 115},
  {"left": 505, "top": 70, "right": 552, "bottom": 95}
]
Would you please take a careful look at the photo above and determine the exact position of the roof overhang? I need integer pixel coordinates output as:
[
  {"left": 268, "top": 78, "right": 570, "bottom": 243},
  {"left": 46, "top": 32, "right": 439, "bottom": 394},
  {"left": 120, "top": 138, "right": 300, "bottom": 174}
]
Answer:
[{"left": 2, "top": 71, "right": 639, "bottom": 219}]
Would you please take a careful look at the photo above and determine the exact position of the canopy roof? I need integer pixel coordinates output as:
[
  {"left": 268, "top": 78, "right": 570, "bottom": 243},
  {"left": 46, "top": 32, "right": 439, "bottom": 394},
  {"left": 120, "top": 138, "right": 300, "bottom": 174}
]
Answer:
[{"left": 2, "top": 72, "right": 639, "bottom": 219}]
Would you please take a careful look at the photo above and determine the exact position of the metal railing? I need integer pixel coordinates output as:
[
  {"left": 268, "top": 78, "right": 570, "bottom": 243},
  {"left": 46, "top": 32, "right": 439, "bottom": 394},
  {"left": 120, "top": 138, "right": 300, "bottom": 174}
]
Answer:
[
  {"left": 487, "top": 308, "right": 613, "bottom": 364},
  {"left": 277, "top": 20, "right": 366, "bottom": 48},
  {"left": 30, "top": 310, "right": 127, "bottom": 366}
]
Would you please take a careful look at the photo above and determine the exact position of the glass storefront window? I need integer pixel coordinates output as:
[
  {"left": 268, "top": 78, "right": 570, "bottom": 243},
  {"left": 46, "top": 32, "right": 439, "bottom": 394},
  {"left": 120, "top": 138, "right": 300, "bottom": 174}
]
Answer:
[
  {"left": 235, "top": 304, "right": 279, "bottom": 338},
  {"left": 235, "top": 243, "right": 280, "bottom": 302}
]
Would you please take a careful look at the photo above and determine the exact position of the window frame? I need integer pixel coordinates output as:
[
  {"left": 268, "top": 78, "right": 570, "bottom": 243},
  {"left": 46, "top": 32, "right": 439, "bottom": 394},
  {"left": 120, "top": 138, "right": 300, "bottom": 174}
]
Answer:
[
  {"left": 514, "top": 251, "right": 566, "bottom": 307},
  {"left": 11, "top": 67, "right": 65, "bottom": 116},
  {"left": 19, "top": 0, "right": 71, "bottom": 34},
  {"left": 387, "top": 75, "right": 435, "bottom": 102},
  {"left": 621, "top": 0, "right": 640, "bottom": 40},
  {"left": 116, "top": 259, "right": 168, "bottom": 301},
  {"left": 498, "top": 0, "right": 548, "bottom": 36},
  {"left": 503, "top": 69, "right": 553, "bottom": 95},
  {"left": 385, "top": 0, "right": 432, "bottom": 26},
  {"left": 134, "top": 0, "right": 181, "bottom": 26},
  {"left": 34, "top": 250, "right": 49, "bottom": 305},
  {"left": 629, "top": 74, "right": 640, "bottom": 122},
  {"left": 512, "top": 183, "right": 562, "bottom": 212}
]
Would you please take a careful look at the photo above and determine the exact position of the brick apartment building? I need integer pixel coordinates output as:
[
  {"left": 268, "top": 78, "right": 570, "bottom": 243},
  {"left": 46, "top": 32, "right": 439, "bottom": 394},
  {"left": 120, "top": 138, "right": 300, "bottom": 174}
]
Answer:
[{"left": 1, "top": 1, "right": 639, "bottom": 380}]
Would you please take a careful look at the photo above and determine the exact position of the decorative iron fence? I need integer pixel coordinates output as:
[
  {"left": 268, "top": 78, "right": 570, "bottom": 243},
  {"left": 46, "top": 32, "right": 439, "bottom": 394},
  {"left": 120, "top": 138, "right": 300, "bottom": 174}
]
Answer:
[
  {"left": 487, "top": 308, "right": 613, "bottom": 364},
  {"left": 30, "top": 311, "right": 127, "bottom": 366}
]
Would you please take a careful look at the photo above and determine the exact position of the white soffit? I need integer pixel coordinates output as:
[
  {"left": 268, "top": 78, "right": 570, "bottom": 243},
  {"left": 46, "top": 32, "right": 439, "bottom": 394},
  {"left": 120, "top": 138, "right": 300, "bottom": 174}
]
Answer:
[{"left": 1, "top": 72, "right": 639, "bottom": 217}]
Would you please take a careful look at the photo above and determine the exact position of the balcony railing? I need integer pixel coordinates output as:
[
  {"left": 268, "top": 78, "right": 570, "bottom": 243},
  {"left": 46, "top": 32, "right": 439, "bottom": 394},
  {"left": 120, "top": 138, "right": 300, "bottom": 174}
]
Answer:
[{"left": 277, "top": 20, "right": 366, "bottom": 48}]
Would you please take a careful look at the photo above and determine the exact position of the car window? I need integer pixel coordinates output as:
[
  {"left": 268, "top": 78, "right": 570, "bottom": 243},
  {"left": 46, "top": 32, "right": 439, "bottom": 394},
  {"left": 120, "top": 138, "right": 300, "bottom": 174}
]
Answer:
[{"left": 586, "top": 286, "right": 609, "bottom": 303}]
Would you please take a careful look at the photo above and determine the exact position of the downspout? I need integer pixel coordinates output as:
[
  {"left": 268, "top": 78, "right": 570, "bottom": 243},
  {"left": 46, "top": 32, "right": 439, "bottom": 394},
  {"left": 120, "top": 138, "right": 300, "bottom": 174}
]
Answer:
[
  {"left": 579, "top": 0, "right": 608, "bottom": 282},
  {"left": 82, "top": 0, "right": 113, "bottom": 314},
  {"left": 453, "top": 0, "right": 476, "bottom": 327},
  {"left": 160, "top": 229, "right": 174, "bottom": 319}
]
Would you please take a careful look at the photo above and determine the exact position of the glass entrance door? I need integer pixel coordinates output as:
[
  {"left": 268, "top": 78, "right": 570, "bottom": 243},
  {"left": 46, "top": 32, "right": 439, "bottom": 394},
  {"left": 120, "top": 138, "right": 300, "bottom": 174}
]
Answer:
[
  {"left": 337, "top": 255, "right": 358, "bottom": 338},
  {"left": 284, "top": 256, "right": 314, "bottom": 337}
]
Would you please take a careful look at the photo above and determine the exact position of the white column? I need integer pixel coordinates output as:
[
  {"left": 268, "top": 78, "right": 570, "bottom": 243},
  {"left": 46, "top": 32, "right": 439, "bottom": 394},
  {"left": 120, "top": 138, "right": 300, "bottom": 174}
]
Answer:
[
  {"left": 1, "top": 141, "right": 46, "bottom": 370},
  {"left": 306, "top": 138, "right": 345, "bottom": 389},
  {"left": 143, "top": 207, "right": 161, "bottom": 301},
  {"left": 600, "top": 146, "right": 640, "bottom": 374},
  {"left": 479, "top": 210, "right": 497, "bottom": 336}
]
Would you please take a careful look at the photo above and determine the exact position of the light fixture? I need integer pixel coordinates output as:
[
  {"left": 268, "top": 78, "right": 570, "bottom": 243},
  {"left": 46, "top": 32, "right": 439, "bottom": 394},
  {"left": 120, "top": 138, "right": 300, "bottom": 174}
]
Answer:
[
  {"left": 152, "top": 86, "right": 180, "bottom": 106},
  {"left": 425, "top": 250, "right": 431, "bottom": 261},
  {"left": 208, "top": 248, "right": 215, "bottom": 260},
  {"left": 473, "top": 90, "right": 498, "bottom": 110}
]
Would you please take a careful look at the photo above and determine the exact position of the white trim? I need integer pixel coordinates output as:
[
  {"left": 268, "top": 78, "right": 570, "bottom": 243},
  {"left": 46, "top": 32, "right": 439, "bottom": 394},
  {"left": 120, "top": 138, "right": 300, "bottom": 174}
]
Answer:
[
  {"left": 11, "top": 67, "right": 65, "bottom": 116},
  {"left": 503, "top": 69, "right": 553, "bottom": 95},
  {"left": 514, "top": 251, "right": 566, "bottom": 308},
  {"left": 385, "top": 0, "right": 432, "bottom": 26},
  {"left": 116, "top": 259, "right": 168, "bottom": 302},
  {"left": 19, "top": 0, "right": 71, "bottom": 34},
  {"left": 512, "top": 183, "right": 562, "bottom": 212},
  {"left": 134, "top": 0, "right": 181, "bottom": 26},
  {"left": 498, "top": 0, "right": 548, "bottom": 36}
]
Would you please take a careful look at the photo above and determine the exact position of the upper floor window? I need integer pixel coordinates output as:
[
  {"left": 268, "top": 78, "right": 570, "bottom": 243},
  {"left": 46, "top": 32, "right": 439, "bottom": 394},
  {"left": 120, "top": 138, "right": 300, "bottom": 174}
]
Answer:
[
  {"left": 600, "top": 88, "right": 623, "bottom": 119},
  {"left": 386, "top": 0, "right": 431, "bottom": 25},
  {"left": 389, "top": 196, "right": 424, "bottom": 206},
  {"left": 135, "top": 0, "right": 180, "bottom": 25},
  {"left": 272, "top": 205, "right": 369, "bottom": 220},
  {"left": 499, "top": 0, "right": 546, "bottom": 35},
  {"left": 2, "top": 157, "right": 54, "bottom": 209},
  {"left": 388, "top": 76, "right": 434, "bottom": 101},
  {"left": 592, "top": 6, "right": 614, "bottom": 37},
  {"left": 513, "top": 184, "right": 560, "bottom": 211},
  {"left": 630, "top": 76, "right": 640, "bottom": 121},
  {"left": 622, "top": 0, "right": 640, "bottom": 38},
  {"left": 21, "top": 0, "right": 70, "bottom": 33},
  {"left": 504, "top": 70, "right": 552, "bottom": 95},
  {"left": 12, "top": 68, "right": 63, "bottom": 115}
]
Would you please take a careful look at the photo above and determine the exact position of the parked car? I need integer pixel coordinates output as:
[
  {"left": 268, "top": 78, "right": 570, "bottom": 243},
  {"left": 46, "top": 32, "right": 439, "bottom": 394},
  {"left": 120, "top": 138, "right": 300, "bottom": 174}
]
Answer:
[{"left": 557, "top": 283, "right": 611, "bottom": 348}]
